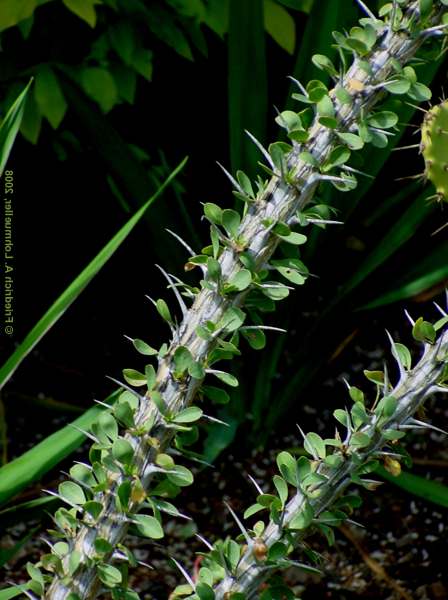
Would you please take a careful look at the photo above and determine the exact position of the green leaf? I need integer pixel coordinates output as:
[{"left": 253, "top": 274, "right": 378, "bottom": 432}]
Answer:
[
  {"left": 375, "top": 395, "right": 398, "bottom": 419},
  {"left": 58, "top": 481, "right": 86, "bottom": 505},
  {"left": 62, "top": 0, "right": 99, "bottom": 27},
  {"left": 188, "top": 361, "right": 205, "bottom": 379},
  {"left": 155, "top": 453, "right": 175, "bottom": 470},
  {"left": 367, "top": 111, "right": 398, "bottom": 129},
  {"left": 304, "top": 432, "right": 326, "bottom": 459},
  {"left": 277, "top": 231, "right": 307, "bottom": 245},
  {"left": 27, "top": 562, "right": 44, "bottom": 587},
  {"left": 167, "top": 465, "right": 194, "bottom": 487},
  {"left": 236, "top": 170, "right": 254, "bottom": 198},
  {"left": 131, "top": 48, "right": 153, "bottom": 81},
  {"left": 0, "top": 158, "right": 187, "bottom": 391},
  {"left": 273, "top": 475, "right": 288, "bottom": 506},
  {"left": 97, "top": 411, "right": 118, "bottom": 441},
  {"left": 350, "top": 432, "right": 371, "bottom": 448},
  {"left": 204, "top": 202, "right": 223, "bottom": 224},
  {"left": 156, "top": 298, "right": 173, "bottom": 324},
  {"left": 34, "top": 65, "right": 67, "bottom": 129},
  {"left": 173, "top": 406, "right": 203, "bottom": 424},
  {"left": 222, "top": 209, "right": 241, "bottom": 238},
  {"left": 122, "top": 368, "right": 146, "bottom": 387},
  {"left": 333, "top": 408, "right": 349, "bottom": 427},
  {"left": 408, "top": 82, "right": 431, "bottom": 102},
  {"left": 311, "top": 53, "right": 337, "bottom": 76},
  {"left": 363, "top": 370, "right": 384, "bottom": 385},
  {"left": 394, "top": 343, "right": 412, "bottom": 370},
  {"left": 384, "top": 77, "right": 411, "bottom": 94},
  {"left": 336, "top": 132, "right": 364, "bottom": 150},
  {"left": 81, "top": 67, "right": 118, "bottom": 113},
  {"left": 349, "top": 386, "right": 364, "bottom": 404},
  {"left": 220, "top": 307, "right": 246, "bottom": 332},
  {"left": 94, "top": 538, "right": 113, "bottom": 554},
  {"left": 112, "top": 438, "right": 134, "bottom": 465},
  {"left": 117, "top": 481, "right": 131, "bottom": 510},
  {"left": 241, "top": 328, "right": 266, "bottom": 350},
  {"left": 132, "top": 339, "right": 158, "bottom": 356},
  {"left": 226, "top": 269, "right": 252, "bottom": 292},
  {"left": 264, "top": 0, "right": 295, "bottom": 54},
  {"left": 201, "top": 385, "right": 230, "bottom": 404},
  {"left": 412, "top": 317, "right": 436, "bottom": 344},
  {"left": 84, "top": 501, "right": 103, "bottom": 519},
  {"left": 207, "top": 257, "right": 221, "bottom": 281},
  {"left": 0, "top": 79, "right": 32, "bottom": 177},
  {"left": 289, "top": 500, "right": 313, "bottom": 529},
  {"left": 134, "top": 514, "right": 164, "bottom": 539},
  {"left": 276, "top": 451, "right": 298, "bottom": 487},
  {"left": 173, "top": 346, "right": 194, "bottom": 375},
  {"left": 97, "top": 563, "right": 122, "bottom": 587},
  {"left": 210, "top": 371, "right": 239, "bottom": 387},
  {"left": 108, "top": 20, "right": 135, "bottom": 64},
  {"left": 196, "top": 582, "right": 215, "bottom": 600}
]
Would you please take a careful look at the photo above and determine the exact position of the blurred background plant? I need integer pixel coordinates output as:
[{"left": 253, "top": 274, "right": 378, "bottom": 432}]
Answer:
[{"left": 0, "top": 0, "right": 448, "bottom": 593}]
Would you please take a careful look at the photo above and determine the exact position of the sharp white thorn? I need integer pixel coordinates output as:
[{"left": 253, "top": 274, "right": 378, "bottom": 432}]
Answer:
[
  {"left": 68, "top": 424, "right": 99, "bottom": 443},
  {"left": 346, "top": 518, "right": 366, "bottom": 529},
  {"left": 287, "top": 75, "right": 307, "bottom": 96},
  {"left": 202, "top": 414, "right": 230, "bottom": 427},
  {"left": 165, "top": 228, "right": 196, "bottom": 257},
  {"left": 342, "top": 377, "right": 351, "bottom": 391},
  {"left": 429, "top": 384, "right": 448, "bottom": 395},
  {"left": 407, "top": 418, "right": 448, "bottom": 436},
  {"left": 341, "top": 165, "right": 374, "bottom": 179},
  {"left": 106, "top": 376, "right": 145, "bottom": 401},
  {"left": 170, "top": 557, "right": 196, "bottom": 588},
  {"left": 216, "top": 161, "right": 244, "bottom": 194},
  {"left": 245, "top": 129, "right": 275, "bottom": 169},
  {"left": 42, "top": 489, "right": 79, "bottom": 511},
  {"left": 385, "top": 329, "right": 405, "bottom": 377},
  {"left": 404, "top": 309, "right": 416, "bottom": 326},
  {"left": 434, "top": 301, "right": 448, "bottom": 318},
  {"left": 240, "top": 325, "right": 287, "bottom": 333},
  {"left": 224, "top": 502, "right": 252, "bottom": 545},
  {"left": 155, "top": 264, "right": 188, "bottom": 316},
  {"left": 93, "top": 399, "right": 112, "bottom": 409},
  {"left": 420, "top": 23, "right": 448, "bottom": 37},
  {"left": 195, "top": 533, "right": 214, "bottom": 551},
  {"left": 354, "top": 0, "right": 376, "bottom": 19},
  {"left": 318, "top": 175, "right": 352, "bottom": 185},
  {"left": 248, "top": 474, "right": 263, "bottom": 495},
  {"left": 304, "top": 217, "right": 344, "bottom": 226},
  {"left": 145, "top": 294, "right": 157, "bottom": 307},
  {"left": 296, "top": 423, "right": 306, "bottom": 441}
]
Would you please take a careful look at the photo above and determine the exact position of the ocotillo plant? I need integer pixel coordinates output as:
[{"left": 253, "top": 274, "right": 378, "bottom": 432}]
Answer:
[
  {"left": 11, "top": 1, "right": 448, "bottom": 599},
  {"left": 177, "top": 314, "right": 448, "bottom": 600}
]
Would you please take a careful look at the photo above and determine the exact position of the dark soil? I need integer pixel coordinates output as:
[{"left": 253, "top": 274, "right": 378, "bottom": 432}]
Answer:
[{"left": 1, "top": 303, "right": 448, "bottom": 599}]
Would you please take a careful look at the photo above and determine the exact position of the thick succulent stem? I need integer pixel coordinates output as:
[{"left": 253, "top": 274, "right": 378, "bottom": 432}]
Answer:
[
  {"left": 44, "top": 2, "right": 447, "bottom": 598},
  {"left": 213, "top": 328, "right": 448, "bottom": 599}
]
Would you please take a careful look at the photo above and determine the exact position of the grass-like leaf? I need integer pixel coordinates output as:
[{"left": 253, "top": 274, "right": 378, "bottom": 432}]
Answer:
[
  {"left": 0, "top": 157, "right": 187, "bottom": 390},
  {"left": 377, "top": 465, "right": 448, "bottom": 508},
  {"left": 0, "top": 79, "right": 32, "bottom": 177},
  {"left": 228, "top": 0, "right": 267, "bottom": 178},
  {"left": 0, "top": 390, "right": 119, "bottom": 507}
]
